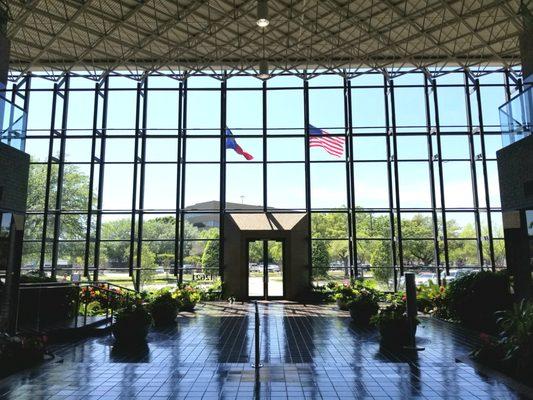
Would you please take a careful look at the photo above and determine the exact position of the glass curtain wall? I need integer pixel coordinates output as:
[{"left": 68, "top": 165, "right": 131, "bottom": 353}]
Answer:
[{"left": 8, "top": 68, "right": 518, "bottom": 291}]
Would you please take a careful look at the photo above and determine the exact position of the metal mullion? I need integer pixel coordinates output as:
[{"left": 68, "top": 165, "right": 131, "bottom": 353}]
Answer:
[
  {"left": 218, "top": 78, "right": 227, "bottom": 281},
  {"left": 174, "top": 82, "right": 183, "bottom": 278},
  {"left": 128, "top": 82, "right": 142, "bottom": 278},
  {"left": 423, "top": 76, "right": 441, "bottom": 284},
  {"left": 51, "top": 74, "right": 70, "bottom": 279},
  {"left": 464, "top": 73, "right": 484, "bottom": 270},
  {"left": 347, "top": 81, "right": 357, "bottom": 277},
  {"left": 383, "top": 76, "right": 398, "bottom": 291},
  {"left": 343, "top": 77, "right": 354, "bottom": 279},
  {"left": 474, "top": 79, "right": 496, "bottom": 270},
  {"left": 20, "top": 73, "right": 32, "bottom": 153},
  {"left": 304, "top": 79, "right": 312, "bottom": 285},
  {"left": 389, "top": 79, "right": 404, "bottom": 277},
  {"left": 135, "top": 77, "right": 149, "bottom": 291},
  {"left": 93, "top": 77, "right": 109, "bottom": 282},
  {"left": 431, "top": 79, "right": 450, "bottom": 274},
  {"left": 263, "top": 80, "right": 267, "bottom": 212},
  {"left": 8, "top": 83, "right": 17, "bottom": 146},
  {"left": 178, "top": 79, "right": 188, "bottom": 284},
  {"left": 39, "top": 83, "right": 56, "bottom": 276},
  {"left": 83, "top": 81, "right": 100, "bottom": 278}
]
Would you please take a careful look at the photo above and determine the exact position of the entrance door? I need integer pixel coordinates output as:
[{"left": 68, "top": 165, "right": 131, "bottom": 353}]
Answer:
[{"left": 247, "top": 239, "right": 284, "bottom": 299}]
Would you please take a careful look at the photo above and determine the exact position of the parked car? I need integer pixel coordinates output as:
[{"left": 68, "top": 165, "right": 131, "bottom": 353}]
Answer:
[
  {"left": 443, "top": 268, "right": 479, "bottom": 284},
  {"left": 267, "top": 264, "right": 280, "bottom": 272}
]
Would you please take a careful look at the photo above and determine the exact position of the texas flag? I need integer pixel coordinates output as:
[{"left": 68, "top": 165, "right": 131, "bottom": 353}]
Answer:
[{"left": 225, "top": 128, "right": 254, "bottom": 160}]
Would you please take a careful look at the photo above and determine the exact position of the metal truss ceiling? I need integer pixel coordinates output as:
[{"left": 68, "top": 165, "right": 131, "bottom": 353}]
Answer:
[{"left": 4, "top": 0, "right": 528, "bottom": 79}]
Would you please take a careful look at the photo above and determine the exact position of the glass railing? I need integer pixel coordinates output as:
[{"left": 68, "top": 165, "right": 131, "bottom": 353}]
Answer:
[
  {"left": 499, "top": 85, "right": 532, "bottom": 147},
  {"left": 0, "top": 94, "right": 27, "bottom": 152}
]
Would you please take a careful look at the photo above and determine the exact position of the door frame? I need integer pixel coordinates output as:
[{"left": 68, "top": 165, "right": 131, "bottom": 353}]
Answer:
[{"left": 246, "top": 238, "right": 286, "bottom": 300}]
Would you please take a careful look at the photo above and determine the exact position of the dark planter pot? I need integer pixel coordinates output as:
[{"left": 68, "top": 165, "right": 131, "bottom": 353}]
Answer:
[
  {"left": 178, "top": 302, "right": 197, "bottom": 312},
  {"left": 151, "top": 306, "right": 177, "bottom": 327},
  {"left": 349, "top": 304, "right": 378, "bottom": 326},
  {"left": 379, "top": 318, "right": 417, "bottom": 346},
  {"left": 112, "top": 321, "right": 149, "bottom": 346},
  {"left": 0, "top": 350, "right": 44, "bottom": 378}
]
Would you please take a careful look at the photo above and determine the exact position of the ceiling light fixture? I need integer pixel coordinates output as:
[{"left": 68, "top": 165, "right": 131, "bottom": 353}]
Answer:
[{"left": 256, "top": 0, "right": 269, "bottom": 27}]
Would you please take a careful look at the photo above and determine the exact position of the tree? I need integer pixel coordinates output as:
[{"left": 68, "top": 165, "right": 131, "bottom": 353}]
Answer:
[
  {"left": 268, "top": 241, "right": 282, "bottom": 264},
  {"left": 370, "top": 240, "right": 393, "bottom": 285},
  {"left": 248, "top": 241, "right": 263, "bottom": 264},
  {"left": 135, "top": 246, "right": 157, "bottom": 289},
  {"left": 24, "top": 162, "right": 95, "bottom": 266},
  {"left": 401, "top": 215, "right": 435, "bottom": 265},
  {"left": 201, "top": 231, "right": 219, "bottom": 272},
  {"left": 312, "top": 240, "right": 330, "bottom": 277},
  {"left": 101, "top": 218, "right": 131, "bottom": 268}
]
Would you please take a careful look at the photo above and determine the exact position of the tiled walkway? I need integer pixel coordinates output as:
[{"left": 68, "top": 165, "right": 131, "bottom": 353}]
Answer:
[{"left": 0, "top": 301, "right": 530, "bottom": 399}]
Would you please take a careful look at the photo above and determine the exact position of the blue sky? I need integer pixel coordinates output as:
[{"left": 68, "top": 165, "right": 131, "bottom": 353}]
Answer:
[{"left": 22, "top": 71, "right": 507, "bottom": 231}]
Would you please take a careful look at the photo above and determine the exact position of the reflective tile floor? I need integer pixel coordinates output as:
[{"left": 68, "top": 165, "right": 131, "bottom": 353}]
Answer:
[{"left": 0, "top": 302, "right": 531, "bottom": 399}]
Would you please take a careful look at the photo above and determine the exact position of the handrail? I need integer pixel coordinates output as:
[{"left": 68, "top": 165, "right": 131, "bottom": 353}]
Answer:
[
  {"left": 85, "top": 281, "right": 137, "bottom": 295},
  {"left": 14, "top": 280, "right": 136, "bottom": 333}
]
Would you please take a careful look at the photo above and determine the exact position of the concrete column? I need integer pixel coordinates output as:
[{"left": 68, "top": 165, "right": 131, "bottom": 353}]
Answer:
[{"left": 0, "top": 5, "right": 9, "bottom": 87}]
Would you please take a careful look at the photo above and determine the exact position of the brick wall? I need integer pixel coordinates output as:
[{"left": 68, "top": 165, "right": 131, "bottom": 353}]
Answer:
[
  {"left": 0, "top": 142, "right": 30, "bottom": 213},
  {"left": 497, "top": 134, "right": 533, "bottom": 211}
]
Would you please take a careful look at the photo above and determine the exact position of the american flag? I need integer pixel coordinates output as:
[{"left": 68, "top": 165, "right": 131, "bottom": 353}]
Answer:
[{"left": 308, "top": 124, "right": 345, "bottom": 158}]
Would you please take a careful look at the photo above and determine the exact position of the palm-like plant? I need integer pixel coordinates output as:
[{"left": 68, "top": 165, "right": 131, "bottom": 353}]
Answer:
[{"left": 495, "top": 300, "right": 533, "bottom": 372}]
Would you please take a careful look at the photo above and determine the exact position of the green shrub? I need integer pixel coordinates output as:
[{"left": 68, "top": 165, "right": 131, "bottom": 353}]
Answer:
[
  {"left": 148, "top": 289, "right": 178, "bottom": 327},
  {"left": 348, "top": 286, "right": 380, "bottom": 325},
  {"left": 173, "top": 285, "right": 202, "bottom": 311},
  {"left": 19, "top": 273, "right": 56, "bottom": 283},
  {"left": 496, "top": 300, "right": 533, "bottom": 378},
  {"left": 113, "top": 303, "right": 152, "bottom": 346},
  {"left": 446, "top": 270, "right": 512, "bottom": 333},
  {"left": 81, "top": 301, "right": 106, "bottom": 316},
  {"left": 202, "top": 280, "right": 223, "bottom": 301},
  {"left": 372, "top": 296, "right": 418, "bottom": 346},
  {"left": 416, "top": 280, "right": 449, "bottom": 319}
]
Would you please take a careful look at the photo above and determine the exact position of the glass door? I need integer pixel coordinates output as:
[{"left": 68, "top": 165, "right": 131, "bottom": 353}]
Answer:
[
  {"left": 247, "top": 239, "right": 284, "bottom": 299},
  {"left": 267, "top": 240, "right": 283, "bottom": 297},
  {"left": 248, "top": 240, "right": 264, "bottom": 298}
]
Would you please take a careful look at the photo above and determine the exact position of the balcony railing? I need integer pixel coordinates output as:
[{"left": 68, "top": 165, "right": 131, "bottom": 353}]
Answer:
[
  {"left": 499, "top": 85, "right": 532, "bottom": 147},
  {"left": 0, "top": 95, "right": 27, "bottom": 152}
]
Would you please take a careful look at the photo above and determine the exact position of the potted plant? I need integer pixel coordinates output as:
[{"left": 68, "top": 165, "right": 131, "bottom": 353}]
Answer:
[
  {"left": 348, "top": 287, "right": 379, "bottom": 326},
  {"left": 148, "top": 290, "right": 178, "bottom": 327},
  {"left": 112, "top": 303, "right": 151, "bottom": 346},
  {"left": 333, "top": 284, "right": 354, "bottom": 311},
  {"left": 173, "top": 285, "right": 202, "bottom": 312},
  {"left": 0, "top": 333, "right": 47, "bottom": 377},
  {"left": 372, "top": 296, "right": 418, "bottom": 347}
]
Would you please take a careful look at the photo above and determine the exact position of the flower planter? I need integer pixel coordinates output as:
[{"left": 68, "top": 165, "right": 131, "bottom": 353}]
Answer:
[
  {"left": 378, "top": 318, "right": 417, "bottom": 346},
  {"left": 112, "top": 321, "right": 149, "bottom": 346},
  {"left": 112, "top": 305, "right": 151, "bottom": 347},
  {"left": 149, "top": 293, "right": 178, "bottom": 327},
  {"left": 151, "top": 307, "right": 177, "bottom": 327},
  {"left": 349, "top": 303, "right": 379, "bottom": 326}
]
